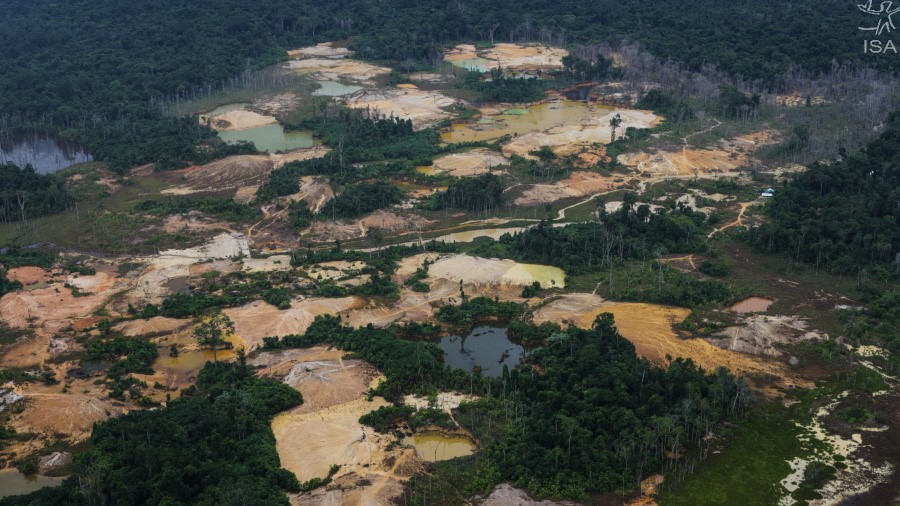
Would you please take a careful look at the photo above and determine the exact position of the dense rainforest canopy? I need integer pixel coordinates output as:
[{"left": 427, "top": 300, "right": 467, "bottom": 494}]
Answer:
[
  {"left": 0, "top": 0, "right": 887, "bottom": 171},
  {"left": 0, "top": 163, "right": 74, "bottom": 222},
  {"left": 749, "top": 111, "right": 900, "bottom": 275}
]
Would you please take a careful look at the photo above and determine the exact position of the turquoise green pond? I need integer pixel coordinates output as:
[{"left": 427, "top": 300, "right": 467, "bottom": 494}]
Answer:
[
  {"left": 218, "top": 124, "right": 317, "bottom": 153},
  {"left": 313, "top": 81, "right": 362, "bottom": 97}
]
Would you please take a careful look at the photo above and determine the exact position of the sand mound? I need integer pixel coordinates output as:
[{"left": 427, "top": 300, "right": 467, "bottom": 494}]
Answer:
[
  {"left": 162, "top": 213, "right": 233, "bottom": 234},
  {"left": 532, "top": 293, "right": 607, "bottom": 325},
  {"left": 427, "top": 254, "right": 565, "bottom": 288},
  {"left": 224, "top": 297, "right": 361, "bottom": 350},
  {"left": 444, "top": 44, "right": 479, "bottom": 62},
  {"left": 514, "top": 171, "right": 624, "bottom": 206},
  {"left": 503, "top": 109, "right": 661, "bottom": 158},
  {"left": 6, "top": 267, "right": 50, "bottom": 285},
  {"left": 292, "top": 472, "right": 409, "bottom": 506},
  {"left": 184, "top": 155, "right": 273, "bottom": 190},
  {"left": 348, "top": 88, "right": 457, "bottom": 129},
  {"left": 429, "top": 149, "right": 508, "bottom": 177},
  {"left": 619, "top": 148, "right": 742, "bottom": 176},
  {"left": 207, "top": 109, "right": 278, "bottom": 131}
]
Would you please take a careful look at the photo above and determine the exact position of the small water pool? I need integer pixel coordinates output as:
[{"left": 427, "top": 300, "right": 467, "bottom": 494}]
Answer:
[
  {"left": 402, "top": 433, "right": 475, "bottom": 461},
  {"left": 0, "top": 469, "right": 63, "bottom": 499},
  {"left": 439, "top": 326, "right": 523, "bottom": 377},
  {"left": 217, "top": 124, "right": 317, "bottom": 153}
]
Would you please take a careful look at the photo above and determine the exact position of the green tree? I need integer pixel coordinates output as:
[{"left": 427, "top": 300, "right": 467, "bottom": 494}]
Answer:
[{"left": 193, "top": 310, "right": 235, "bottom": 364}]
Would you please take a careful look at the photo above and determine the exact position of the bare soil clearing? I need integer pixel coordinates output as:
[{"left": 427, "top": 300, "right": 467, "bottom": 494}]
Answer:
[
  {"left": 619, "top": 131, "right": 778, "bottom": 176},
  {"left": 482, "top": 484, "right": 577, "bottom": 505},
  {"left": 224, "top": 297, "right": 362, "bottom": 350},
  {"left": 427, "top": 254, "right": 565, "bottom": 288},
  {"left": 513, "top": 171, "right": 626, "bottom": 206},
  {"left": 287, "top": 43, "right": 351, "bottom": 59},
  {"left": 502, "top": 108, "right": 661, "bottom": 158},
  {"left": 0, "top": 271, "right": 122, "bottom": 331},
  {"left": 711, "top": 314, "right": 827, "bottom": 358},
  {"left": 305, "top": 210, "right": 434, "bottom": 243},
  {"left": 532, "top": 295, "right": 810, "bottom": 393},
  {"left": 348, "top": 88, "right": 458, "bottom": 129},
  {"left": 444, "top": 43, "right": 568, "bottom": 72},
  {"left": 6, "top": 267, "right": 51, "bottom": 285},
  {"left": 204, "top": 109, "right": 278, "bottom": 131},
  {"left": 427, "top": 149, "right": 509, "bottom": 177},
  {"left": 285, "top": 56, "right": 390, "bottom": 83}
]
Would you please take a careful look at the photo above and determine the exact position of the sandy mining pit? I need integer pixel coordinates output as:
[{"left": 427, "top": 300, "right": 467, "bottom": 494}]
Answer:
[
  {"left": 164, "top": 154, "right": 273, "bottom": 195},
  {"left": 164, "top": 148, "right": 329, "bottom": 200},
  {"left": 267, "top": 348, "right": 421, "bottom": 506},
  {"left": 269, "top": 145, "right": 330, "bottom": 168},
  {"left": 441, "top": 100, "right": 598, "bottom": 144},
  {"left": 287, "top": 42, "right": 351, "bottom": 60},
  {"left": 224, "top": 297, "right": 362, "bottom": 350},
  {"left": 711, "top": 314, "right": 827, "bottom": 358},
  {"left": 304, "top": 210, "right": 435, "bottom": 243},
  {"left": 482, "top": 484, "right": 579, "bottom": 506},
  {"left": 5, "top": 381, "right": 127, "bottom": 461},
  {"left": 618, "top": 130, "right": 778, "bottom": 176},
  {"left": 426, "top": 254, "right": 565, "bottom": 288},
  {"left": 444, "top": 43, "right": 568, "bottom": 72},
  {"left": 288, "top": 175, "right": 335, "bottom": 212},
  {"left": 513, "top": 171, "right": 627, "bottom": 206},
  {"left": 532, "top": 294, "right": 812, "bottom": 393},
  {"left": 347, "top": 88, "right": 458, "bottom": 129},
  {"left": 0, "top": 270, "right": 123, "bottom": 333},
  {"left": 424, "top": 149, "right": 509, "bottom": 177},
  {"left": 285, "top": 56, "right": 390, "bottom": 84},
  {"left": 162, "top": 213, "right": 233, "bottom": 235},
  {"left": 204, "top": 109, "right": 278, "bottom": 131},
  {"left": 501, "top": 108, "right": 661, "bottom": 159}
]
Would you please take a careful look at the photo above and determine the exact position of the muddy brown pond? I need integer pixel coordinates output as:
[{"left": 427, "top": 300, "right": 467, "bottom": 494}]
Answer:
[
  {"left": 402, "top": 433, "right": 475, "bottom": 462},
  {"left": 0, "top": 469, "right": 63, "bottom": 498}
]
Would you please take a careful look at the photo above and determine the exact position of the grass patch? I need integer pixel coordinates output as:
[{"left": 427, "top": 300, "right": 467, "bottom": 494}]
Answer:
[{"left": 659, "top": 402, "right": 807, "bottom": 506}]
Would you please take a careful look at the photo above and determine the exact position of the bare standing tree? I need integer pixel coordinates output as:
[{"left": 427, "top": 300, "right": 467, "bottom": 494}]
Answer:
[{"left": 609, "top": 113, "right": 622, "bottom": 142}]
